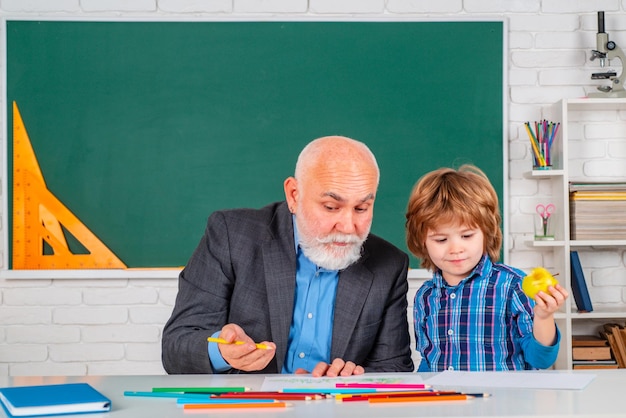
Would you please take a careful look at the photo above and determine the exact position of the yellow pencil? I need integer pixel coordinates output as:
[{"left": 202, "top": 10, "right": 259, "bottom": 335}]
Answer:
[
  {"left": 525, "top": 123, "right": 546, "bottom": 166},
  {"left": 207, "top": 337, "right": 271, "bottom": 350}
]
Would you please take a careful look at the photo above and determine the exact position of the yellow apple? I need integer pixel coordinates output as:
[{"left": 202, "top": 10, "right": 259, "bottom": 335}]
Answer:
[{"left": 522, "top": 267, "right": 559, "bottom": 299}]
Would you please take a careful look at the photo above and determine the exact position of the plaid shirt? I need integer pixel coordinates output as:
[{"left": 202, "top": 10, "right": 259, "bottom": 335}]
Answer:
[{"left": 414, "top": 255, "right": 560, "bottom": 371}]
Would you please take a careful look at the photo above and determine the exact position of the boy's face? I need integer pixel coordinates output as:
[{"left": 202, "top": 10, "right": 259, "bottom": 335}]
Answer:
[{"left": 425, "top": 222, "right": 485, "bottom": 286}]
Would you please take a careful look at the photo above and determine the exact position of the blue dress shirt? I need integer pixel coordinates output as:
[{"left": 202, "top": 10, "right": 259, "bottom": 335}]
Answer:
[
  {"left": 282, "top": 241, "right": 338, "bottom": 373},
  {"left": 208, "top": 216, "right": 339, "bottom": 373}
]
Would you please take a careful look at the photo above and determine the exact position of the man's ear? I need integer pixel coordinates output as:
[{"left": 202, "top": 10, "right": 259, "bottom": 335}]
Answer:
[{"left": 283, "top": 177, "right": 298, "bottom": 213}]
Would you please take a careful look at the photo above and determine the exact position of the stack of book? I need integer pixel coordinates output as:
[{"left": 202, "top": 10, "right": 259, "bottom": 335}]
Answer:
[
  {"left": 572, "top": 334, "right": 618, "bottom": 369},
  {"left": 569, "top": 183, "right": 626, "bottom": 240},
  {"left": 600, "top": 323, "right": 626, "bottom": 368}
]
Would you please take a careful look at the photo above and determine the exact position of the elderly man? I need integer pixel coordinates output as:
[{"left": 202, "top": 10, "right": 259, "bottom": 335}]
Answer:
[{"left": 162, "top": 135, "right": 413, "bottom": 376}]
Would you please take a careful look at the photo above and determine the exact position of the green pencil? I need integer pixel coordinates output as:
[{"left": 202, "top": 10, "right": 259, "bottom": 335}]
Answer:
[
  {"left": 152, "top": 387, "right": 250, "bottom": 394},
  {"left": 124, "top": 391, "right": 211, "bottom": 399}
]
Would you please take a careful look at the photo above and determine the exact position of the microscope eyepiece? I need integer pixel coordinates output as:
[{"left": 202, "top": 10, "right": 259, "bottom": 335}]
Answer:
[{"left": 598, "top": 11, "right": 605, "bottom": 34}]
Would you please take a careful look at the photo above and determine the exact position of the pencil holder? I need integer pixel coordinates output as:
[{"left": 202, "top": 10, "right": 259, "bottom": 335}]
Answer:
[
  {"left": 533, "top": 164, "right": 553, "bottom": 171},
  {"left": 525, "top": 120, "right": 559, "bottom": 170}
]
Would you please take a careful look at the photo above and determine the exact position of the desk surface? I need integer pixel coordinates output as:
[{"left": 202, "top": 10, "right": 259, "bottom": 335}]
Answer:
[{"left": 0, "top": 371, "right": 622, "bottom": 418}]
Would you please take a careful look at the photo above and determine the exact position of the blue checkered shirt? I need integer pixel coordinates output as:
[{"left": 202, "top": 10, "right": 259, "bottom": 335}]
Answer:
[{"left": 414, "top": 255, "right": 560, "bottom": 371}]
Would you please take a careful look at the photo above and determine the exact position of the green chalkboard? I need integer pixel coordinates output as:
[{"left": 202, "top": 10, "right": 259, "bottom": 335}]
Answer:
[{"left": 6, "top": 20, "right": 504, "bottom": 269}]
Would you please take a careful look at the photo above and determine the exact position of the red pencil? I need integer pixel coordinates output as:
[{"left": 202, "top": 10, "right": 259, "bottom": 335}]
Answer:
[{"left": 369, "top": 394, "right": 471, "bottom": 403}]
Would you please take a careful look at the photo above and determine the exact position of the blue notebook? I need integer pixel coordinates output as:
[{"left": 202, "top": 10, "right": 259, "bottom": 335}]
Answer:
[
  {"left": 0, "top": 383, "right": 111, "bottom": 417},
  {"left": 570, "top": 251, "right": 593, "bottom": 313}
]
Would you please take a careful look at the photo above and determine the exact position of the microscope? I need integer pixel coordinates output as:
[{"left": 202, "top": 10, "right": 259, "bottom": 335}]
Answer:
[{"left": 589, "top": 11, "right": 626, "bottom": 98}]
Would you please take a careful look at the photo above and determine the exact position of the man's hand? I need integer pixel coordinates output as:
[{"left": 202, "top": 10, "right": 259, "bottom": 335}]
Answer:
[
  {"left": 295, "top": 358, "right": 365, "bottom": 377},
  {"left": 217, "top": 324, "right": 276, "bottom": 372}
]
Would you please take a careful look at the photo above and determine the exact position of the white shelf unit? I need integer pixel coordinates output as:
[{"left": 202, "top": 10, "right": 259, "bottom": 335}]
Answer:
[{"left": 535, "top": 98, "right": 626, "bottom": 370}]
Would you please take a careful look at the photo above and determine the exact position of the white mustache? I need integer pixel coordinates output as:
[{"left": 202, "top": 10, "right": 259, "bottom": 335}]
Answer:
[{"left": 316, "top": 234, "right": 361, "bottom": 245}]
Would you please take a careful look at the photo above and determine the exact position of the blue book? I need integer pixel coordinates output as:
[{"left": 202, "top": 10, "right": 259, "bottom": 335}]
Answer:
[
  {"left": 570, "top": 251, "right": 593, "bottom": 313},
  {"left": 0, "top": 383, "right": 111, "bottom": 417}
]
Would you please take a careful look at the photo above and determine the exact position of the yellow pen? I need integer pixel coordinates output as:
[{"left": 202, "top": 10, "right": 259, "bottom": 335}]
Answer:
[{"left": 207, "top": 337, "right": 271, "bottom": 350}]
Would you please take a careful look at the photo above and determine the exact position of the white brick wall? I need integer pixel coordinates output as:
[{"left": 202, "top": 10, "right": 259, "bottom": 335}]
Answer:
[
  {"left": 1, "top": 0, "right": 625, "bottom": 376},
  {"left": 0, "top": 278, "right": 176, "bottom": 375}
]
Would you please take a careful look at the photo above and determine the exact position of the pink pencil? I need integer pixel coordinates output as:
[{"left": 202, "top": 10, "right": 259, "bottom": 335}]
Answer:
[{"left": 335, "top": 383, "right": 429, "bottom": 389}]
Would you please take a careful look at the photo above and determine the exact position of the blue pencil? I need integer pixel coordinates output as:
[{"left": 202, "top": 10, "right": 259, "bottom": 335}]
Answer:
[
  {"left": 549, "top": 122, "right": 560, "bottom": 148},
  {"left": 281, "top": 387, "right": 376, "bottom": 394}
]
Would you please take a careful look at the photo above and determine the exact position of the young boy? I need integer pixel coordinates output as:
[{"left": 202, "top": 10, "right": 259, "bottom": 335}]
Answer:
[{"left": 405, "top": 164, "right": 569, "bottom": 371}]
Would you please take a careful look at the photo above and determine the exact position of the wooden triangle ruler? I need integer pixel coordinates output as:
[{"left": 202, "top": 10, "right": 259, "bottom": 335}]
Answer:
[{"left": 12, "top": 102, "right": 127, "bottom": 269}]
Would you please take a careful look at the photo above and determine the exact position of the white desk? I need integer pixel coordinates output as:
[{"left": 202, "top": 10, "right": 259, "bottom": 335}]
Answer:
[{"left": 0, "top": 371, "right": 622, "bottom": 418}]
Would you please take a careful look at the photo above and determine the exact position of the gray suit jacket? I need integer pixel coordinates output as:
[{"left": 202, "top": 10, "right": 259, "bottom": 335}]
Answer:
[{"left": 162, "top": 201, "right": 413, "bottom": 374}]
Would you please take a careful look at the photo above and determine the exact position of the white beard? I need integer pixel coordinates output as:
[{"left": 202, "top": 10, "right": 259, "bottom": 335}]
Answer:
[{"left": 297, "top": 229, "right": 367, "bottom": 271}]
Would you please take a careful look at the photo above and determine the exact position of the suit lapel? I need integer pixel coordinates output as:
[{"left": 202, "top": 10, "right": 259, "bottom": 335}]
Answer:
[
  {"left": 263, "top": 205, "right": 296, "bottom": 373},
  {"left": 331, "top": 256, "right": 373, "bottom": 360}
]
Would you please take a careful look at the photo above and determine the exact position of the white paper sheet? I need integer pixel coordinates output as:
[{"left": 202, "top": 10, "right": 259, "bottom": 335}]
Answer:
[
  {"left": 424, "top": 370, "right": 596, "bottom": 390},
  {"left": 260, "top": 372, "right": 424, "bottom": 392}
]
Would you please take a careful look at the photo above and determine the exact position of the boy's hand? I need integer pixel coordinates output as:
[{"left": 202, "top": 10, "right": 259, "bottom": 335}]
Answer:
[{"left": 533, "top": 283, "right": 569, "bottom": 320}]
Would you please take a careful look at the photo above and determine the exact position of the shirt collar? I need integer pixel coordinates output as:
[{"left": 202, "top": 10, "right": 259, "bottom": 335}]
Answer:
[
  {"left": 292, "top": 214, "right": 299, "bottom": 253},
  {"left": 432, "top": 254, "right": 492, "bottom": 288}
]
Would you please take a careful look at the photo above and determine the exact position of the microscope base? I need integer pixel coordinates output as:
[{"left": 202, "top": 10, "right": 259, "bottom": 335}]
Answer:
[{"left": 588, "top": 89, "right": 626, "bottom": 98}]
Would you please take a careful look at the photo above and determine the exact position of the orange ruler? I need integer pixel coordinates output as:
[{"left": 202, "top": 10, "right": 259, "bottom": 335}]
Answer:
[{"left": 12, "top": 102, "right": 127, "bottom": 269}]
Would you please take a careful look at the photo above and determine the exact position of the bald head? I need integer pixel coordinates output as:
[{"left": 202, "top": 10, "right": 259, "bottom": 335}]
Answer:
[{"left": 294, "top": 136, "right": 380, "bottom": 185}]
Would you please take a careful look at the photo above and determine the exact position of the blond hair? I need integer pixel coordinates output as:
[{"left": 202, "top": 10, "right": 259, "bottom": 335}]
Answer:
[{"left": 405, "top": 164, "right": 502, "bottom": 271}]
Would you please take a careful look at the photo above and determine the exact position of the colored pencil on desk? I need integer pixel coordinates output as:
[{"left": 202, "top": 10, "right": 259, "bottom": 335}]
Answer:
[
  {"left": 336, "top": 390, "right": 456, "bottom": 401},
  {"left": 335, "top": 382, "right": 429, "bottom": 389},
  {"left": 207, "top": 337, "right": 270, "bottom": 350},
  {"left": 176, "top": 398, "right": 277, "bottom": 405},
  {"left": 280, "top": 387, "right": 376, "bottom": 394},
  {"left": 183, "top": 401, "right": 291, "bottom": 410},
  {"left": 339, "top": 391, "right": 490, "bottom": 402},
  {"left": 214, "top": 392, "right": 322, "bottom": 400},
  {"left": 124, "top": 391, "right": 212, "bottom": 399},
  {"left": 464, "top": 393, "right": 490, "bottom": 398},
  {"left": 152, "top": 386, "right": 250, "bottom": 393},
  {"left": 369, "top": 394, "right": 472, "bottom": 403}
]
